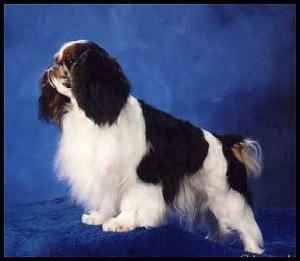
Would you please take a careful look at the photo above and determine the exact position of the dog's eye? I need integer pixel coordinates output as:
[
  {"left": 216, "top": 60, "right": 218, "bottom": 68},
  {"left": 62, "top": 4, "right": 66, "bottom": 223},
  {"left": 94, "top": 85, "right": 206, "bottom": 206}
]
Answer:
[{"left": 65, "top": 58, "right": 75, "bottom": 67}]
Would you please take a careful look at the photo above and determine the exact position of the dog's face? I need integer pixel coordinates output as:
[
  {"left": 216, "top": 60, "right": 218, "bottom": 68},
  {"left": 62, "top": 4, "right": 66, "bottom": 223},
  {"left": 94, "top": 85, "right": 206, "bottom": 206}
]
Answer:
[
  {"left": 38, "top": 40, "right": 130, "bottom": 126},
  {"left": 47, "top": 40, "right": 104, "bottom": 90}
]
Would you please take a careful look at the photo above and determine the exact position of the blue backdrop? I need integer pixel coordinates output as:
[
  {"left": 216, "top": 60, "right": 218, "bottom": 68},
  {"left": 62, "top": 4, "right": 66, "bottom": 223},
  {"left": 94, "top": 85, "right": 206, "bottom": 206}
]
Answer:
[{"left": 4, "top": 4, "right": 295, "bottom": 208}]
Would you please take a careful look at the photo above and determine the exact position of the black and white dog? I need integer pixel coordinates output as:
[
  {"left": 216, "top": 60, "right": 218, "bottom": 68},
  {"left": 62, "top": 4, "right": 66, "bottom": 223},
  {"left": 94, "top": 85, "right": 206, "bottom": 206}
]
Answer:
[{"left": 38, "top": 40, "right": 264, "bottom": 254}]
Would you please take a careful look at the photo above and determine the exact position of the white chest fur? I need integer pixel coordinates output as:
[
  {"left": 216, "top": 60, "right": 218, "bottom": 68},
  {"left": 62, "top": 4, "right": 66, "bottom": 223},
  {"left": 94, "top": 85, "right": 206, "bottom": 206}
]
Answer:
[{"left": 55, "top": 96, "right": 147, "bottom": 211}]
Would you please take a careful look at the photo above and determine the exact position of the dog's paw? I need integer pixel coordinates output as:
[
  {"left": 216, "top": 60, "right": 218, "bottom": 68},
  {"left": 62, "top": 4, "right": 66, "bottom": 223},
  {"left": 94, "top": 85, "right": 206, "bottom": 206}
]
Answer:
[
  {"left": 81, "top": 213, "right": 106, "bottom": 225},
  {"left": 102, "top": 217, "right": 135, "bottom": 232},
  {"left": 244, "top": 243, "right": 265, "bottom": 255}
]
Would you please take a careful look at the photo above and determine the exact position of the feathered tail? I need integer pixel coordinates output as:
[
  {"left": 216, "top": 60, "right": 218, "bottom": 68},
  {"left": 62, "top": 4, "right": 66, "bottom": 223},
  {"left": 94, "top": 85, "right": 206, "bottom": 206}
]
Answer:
[{"left": 231, "top": 138, "right": 263, "bottom": 178}]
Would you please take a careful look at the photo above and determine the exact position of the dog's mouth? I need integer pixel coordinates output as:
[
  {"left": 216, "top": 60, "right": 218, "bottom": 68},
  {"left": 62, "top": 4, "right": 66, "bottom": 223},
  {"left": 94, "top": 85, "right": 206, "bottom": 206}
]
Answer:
[{"left": 47, "top": 68, "right": 71, "bottom": 89}]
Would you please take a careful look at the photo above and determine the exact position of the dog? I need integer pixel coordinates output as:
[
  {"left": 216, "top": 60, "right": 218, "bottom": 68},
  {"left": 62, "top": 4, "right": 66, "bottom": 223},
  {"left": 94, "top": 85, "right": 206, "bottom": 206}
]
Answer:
[{"left": 38, "top": 40, "right": 264, "bottom": 254}]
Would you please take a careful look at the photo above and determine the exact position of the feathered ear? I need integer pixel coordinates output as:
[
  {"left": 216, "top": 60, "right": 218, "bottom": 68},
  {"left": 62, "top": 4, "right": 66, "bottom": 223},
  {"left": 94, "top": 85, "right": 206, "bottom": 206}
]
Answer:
[
  {"left": 71, "top": 47, "right": 130, "bottom": 126},
  {"left": 38, "top": 71, "right": 70, "bottom": 126}
]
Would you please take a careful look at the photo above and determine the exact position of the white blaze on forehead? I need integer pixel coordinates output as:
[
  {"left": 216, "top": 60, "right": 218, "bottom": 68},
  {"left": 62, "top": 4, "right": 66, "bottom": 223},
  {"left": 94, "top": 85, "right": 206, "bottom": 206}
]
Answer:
[{"left": 55, "top": 39, "right": 89, "bottom": 61}]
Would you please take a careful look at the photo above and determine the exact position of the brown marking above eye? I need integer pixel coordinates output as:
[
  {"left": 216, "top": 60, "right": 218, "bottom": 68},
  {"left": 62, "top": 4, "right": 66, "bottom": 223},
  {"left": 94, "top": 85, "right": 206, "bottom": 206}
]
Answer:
[
  {"left": 55, "top": 41, "right": 89, "bottom": 67},
  {"left": 62, "top": 45, "right": 77, "bottom": 60}
]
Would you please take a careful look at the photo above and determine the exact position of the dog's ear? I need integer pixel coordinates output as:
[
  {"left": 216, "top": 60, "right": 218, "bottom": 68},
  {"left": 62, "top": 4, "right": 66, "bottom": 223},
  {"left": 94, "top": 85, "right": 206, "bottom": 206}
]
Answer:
[
  {"left": 71, "top": 48, "right": 130, "bottom": 126},
  {"left": 38, "top": 71, "right": 69, "bottom": 126}
]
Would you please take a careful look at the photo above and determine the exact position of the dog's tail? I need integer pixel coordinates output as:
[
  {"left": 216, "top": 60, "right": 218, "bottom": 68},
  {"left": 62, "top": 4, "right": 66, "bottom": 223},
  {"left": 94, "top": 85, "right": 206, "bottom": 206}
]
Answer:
[
  {"left": 215, "top": 134, "right": 263, "bottom": 178},
  {"left": 231, "top": 138, "right": 263, "bottom": 178}
]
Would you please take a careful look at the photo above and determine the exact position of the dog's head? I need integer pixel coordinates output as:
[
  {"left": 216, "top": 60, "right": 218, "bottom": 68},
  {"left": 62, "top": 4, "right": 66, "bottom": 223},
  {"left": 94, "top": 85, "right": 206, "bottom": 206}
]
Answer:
[{"left": 38, "top": 40, "right": 130, "bottom": 126}]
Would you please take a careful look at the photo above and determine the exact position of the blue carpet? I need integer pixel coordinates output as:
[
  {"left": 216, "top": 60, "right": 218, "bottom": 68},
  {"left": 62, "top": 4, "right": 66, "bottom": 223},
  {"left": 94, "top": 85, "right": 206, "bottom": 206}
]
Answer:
[{"left": 4, "top": 198, "right": 296, "bottom": 257}]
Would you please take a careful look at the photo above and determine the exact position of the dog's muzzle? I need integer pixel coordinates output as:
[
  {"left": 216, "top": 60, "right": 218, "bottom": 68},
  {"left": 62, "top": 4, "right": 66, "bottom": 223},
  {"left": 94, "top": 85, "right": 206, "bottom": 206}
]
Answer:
[{"left": 47, "top": 66, "right": 71, "bottom": 89}]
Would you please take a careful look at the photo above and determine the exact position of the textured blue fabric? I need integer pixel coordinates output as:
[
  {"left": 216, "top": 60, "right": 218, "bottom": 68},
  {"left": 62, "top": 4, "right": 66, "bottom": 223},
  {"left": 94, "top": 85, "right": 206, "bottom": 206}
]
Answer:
[{"left": 4, "top": 198, "right": 295, "bottom": 257}]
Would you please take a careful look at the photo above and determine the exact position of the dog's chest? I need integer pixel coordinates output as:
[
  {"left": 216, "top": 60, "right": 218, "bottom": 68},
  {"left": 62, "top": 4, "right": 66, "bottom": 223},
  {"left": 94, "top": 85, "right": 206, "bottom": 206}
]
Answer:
[
  {"left": 57, "top": 98, "right": 147, "bottom": 178},
  {"left": 61, "top": 110, "right": 116, "bottom": 159}
]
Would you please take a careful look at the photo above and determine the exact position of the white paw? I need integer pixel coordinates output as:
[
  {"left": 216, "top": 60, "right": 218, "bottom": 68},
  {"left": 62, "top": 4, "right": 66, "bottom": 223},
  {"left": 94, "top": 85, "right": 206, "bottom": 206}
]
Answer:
[
  {"left": 102, "top": 217, "right": 135, "bottom": 232},
  {"left": 244, "top": 244, "right": 264, "bottom": 255},
  {"left": 81, "top": 213, "right": 105, "bottom": 225}
]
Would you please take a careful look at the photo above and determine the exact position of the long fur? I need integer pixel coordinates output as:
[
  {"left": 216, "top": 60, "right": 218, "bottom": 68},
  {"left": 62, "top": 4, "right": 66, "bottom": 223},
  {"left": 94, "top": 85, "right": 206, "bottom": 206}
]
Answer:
[{"left": 38, "top": 40, "right": 264, "bottom": 254}]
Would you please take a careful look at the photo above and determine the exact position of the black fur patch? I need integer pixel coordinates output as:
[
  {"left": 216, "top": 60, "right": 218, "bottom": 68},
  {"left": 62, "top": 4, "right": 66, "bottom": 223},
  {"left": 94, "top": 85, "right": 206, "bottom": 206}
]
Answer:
[
  {"left": 137, "top": 101, "right": 209, "bottom": 205},
  {"left": 71, "top": 43, "right": 130, "bottom": 126},
  {"left": 214, "top": 134, "right": 253, "bottom": 207}
]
